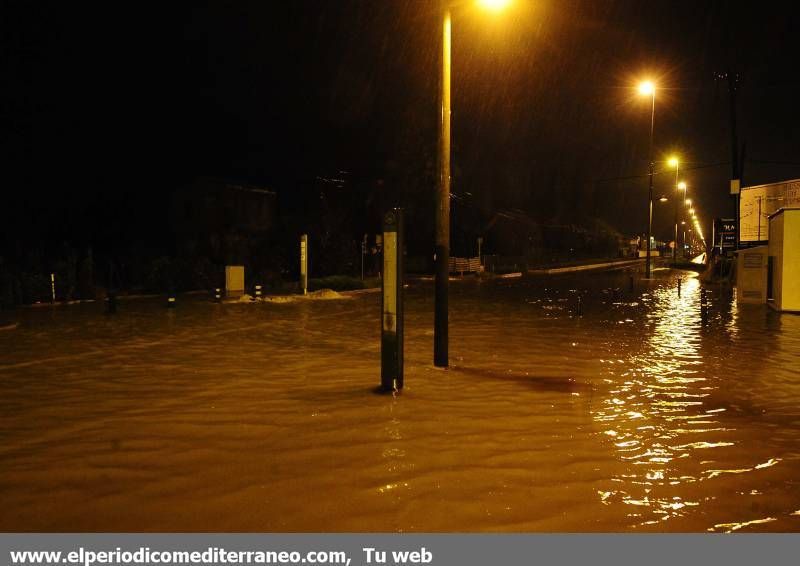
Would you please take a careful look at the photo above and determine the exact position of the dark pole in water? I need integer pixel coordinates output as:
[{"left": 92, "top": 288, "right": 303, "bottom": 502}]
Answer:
[
  {"left": 381, "top": 208, "right": 404, "bottom": 392},
  {"left": 576, "top": 295, "right": 583, "bottom": 317},
  {"left": 629, "top": 275, "right": 635, "bottom": 293},
  {"left": 678, "top": 278, "right": 682, "bottom": 297},
  {"left": 700, "top": 287, "right": 708, "bottom": 322},
  {"left": 107, "top": 292, "right": 117, "bottom": 313}
]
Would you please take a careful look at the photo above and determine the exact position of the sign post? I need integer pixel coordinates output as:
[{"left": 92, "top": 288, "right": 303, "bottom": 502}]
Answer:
[
  {"left": 300, "top": 234, "right": 308, "bottom": 295},
  {"left": 713, "top": 218, "right": 737, "bottom": 254},
  {"left": 381, "top": 209, "right": 404, "bottom": 392}
]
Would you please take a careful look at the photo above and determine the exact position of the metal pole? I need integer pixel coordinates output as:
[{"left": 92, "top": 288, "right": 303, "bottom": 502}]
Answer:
[
  {"left": 673, "top": 163, "right": 679, "bottom": 265},
  {"left": 50, "top": 273, "right": 56, "bottom": 303},
  {"left": 434, "top": 7, "right": 451, "bottom": 368},
  {"left": 361, "top": 235, "right": 366, "bottom": 280},
  {"left": 646, "top": 92, "right": 655, "bottom": 278},
  {"left": 300, "top": 234, "right": 308, "bottom": 295},
  {"left": 381, "top": 209, "right": 404, "bottom": 392}
]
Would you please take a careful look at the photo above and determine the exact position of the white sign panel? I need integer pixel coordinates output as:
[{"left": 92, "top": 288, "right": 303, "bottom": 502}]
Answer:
[
  {"left": 382, "top": 232, "right": 397, "bottom": 333},
  {"left": 739, "top": 179, "right": 800, "bottom": 242}
]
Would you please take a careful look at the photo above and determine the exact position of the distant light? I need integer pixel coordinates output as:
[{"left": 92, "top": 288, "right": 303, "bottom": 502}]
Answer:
[
  {"left": 638, "top": 81, "right": 655, "bottom": 96},
  {"left": 478, "top": 0, "right": 512, "bottom": 11},
  {"left": 678, "top": 182, "right": 687, "bottom": 190},
  {"left": 685, "top": 198, "right": 692, "bottom": 205},
  {"left": 668, "top": 156, "right": 679, "bottom": 168},
  {"left": 659, "top": 196, "right": 668, "bottom": 202}
]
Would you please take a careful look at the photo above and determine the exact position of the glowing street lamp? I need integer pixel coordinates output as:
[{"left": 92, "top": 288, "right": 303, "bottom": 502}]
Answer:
[
  {"left": 638, "top": 80, "right": 656, "bottom": 277},
  {"left": 435, "top": 0, "right": 512, "bottom": 368},
  {"left": 478, "top": 0, "right": 512, "bottom": 10}
]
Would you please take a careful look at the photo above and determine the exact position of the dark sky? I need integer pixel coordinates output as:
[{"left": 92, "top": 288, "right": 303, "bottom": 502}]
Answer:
[{"left": 3, "top": 0, "right": 800, "bottom": 256}]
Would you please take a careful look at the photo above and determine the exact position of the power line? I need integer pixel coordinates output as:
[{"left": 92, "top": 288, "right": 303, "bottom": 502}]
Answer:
[{"left": 595, "top": 161, "right": 730, "bottom": 183}]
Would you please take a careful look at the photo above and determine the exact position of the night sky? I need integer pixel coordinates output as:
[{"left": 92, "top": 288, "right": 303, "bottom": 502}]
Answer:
[{"left": 3, "top": 0, "right": 800, "bottom": 258}]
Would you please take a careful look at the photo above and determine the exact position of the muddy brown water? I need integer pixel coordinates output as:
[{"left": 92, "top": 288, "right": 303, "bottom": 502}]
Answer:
[{"left": 1, "top": 268, "right": 799, "bottom": 531}]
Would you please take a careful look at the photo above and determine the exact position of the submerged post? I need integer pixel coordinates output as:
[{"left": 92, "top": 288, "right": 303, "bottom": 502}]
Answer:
[
  {"left": 381, "top": 208, "right": 404, "bottom": 392},
  {"left": 300, "top": 234, "right": 308, "bottom": 295},
  {"left": 50, "top": 273, "right": 56, "bottom": 303}
]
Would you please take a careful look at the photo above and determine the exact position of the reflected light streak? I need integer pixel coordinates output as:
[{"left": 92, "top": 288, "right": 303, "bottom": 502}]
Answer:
[{"left": 592, "top": 273, "right": 732, "bottom": 526}]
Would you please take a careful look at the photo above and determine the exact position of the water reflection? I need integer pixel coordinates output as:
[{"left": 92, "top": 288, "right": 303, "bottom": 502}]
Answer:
[{"left": 593, "top": 273, "right": 735, "bottom": 526}]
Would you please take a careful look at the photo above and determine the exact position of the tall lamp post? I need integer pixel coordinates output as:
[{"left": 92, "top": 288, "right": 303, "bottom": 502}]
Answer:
[
  {"left": 435, "top": 0, "right": 511, "bottom": 368},
  {"left": 638, "top": 81, "right": 656, "bottom": 278},
  {"left": 668, "top": 157, "right": 680, "bottom": 265},
  {"left": 680, "top": 186, "right": 688, "bottom": 257}
]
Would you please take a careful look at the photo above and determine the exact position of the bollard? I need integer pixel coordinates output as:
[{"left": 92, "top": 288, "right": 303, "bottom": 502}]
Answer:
[
  {"left": 300, "top": 234, "right": 308, "bottom": 295},
  {"left": 576, "top": 295, "right": 583, "bottom": 317},
  {"left": 381, "top": 208, "right": 404, "bottom": 392},
  {"left": 214, "top": 287, "right": 222, "bottom": 302},
  {"left": 700, "top": 288, "right": 708, "bottom": 322},
  {"left": 678, "top": 278, "right": 682, "bottom": 297},
  {"left": 50, "top": 273, "right": 56, "bottom": 303},
  {"left": 252, "top": 284, "right": 262, "bottom": 302},
  {"left": 107, "top": 291, "right": 117, "bottom": 314},
  {"left": 167, "top": 292, "right": 176, "bottom": 308}
]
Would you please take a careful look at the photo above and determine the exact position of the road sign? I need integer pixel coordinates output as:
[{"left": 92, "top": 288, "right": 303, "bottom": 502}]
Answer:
[{"left": 713, "top": 218, "right": 737, "bottom": 252}]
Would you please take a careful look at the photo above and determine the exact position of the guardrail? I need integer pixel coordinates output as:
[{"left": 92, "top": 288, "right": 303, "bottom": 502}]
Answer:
[{"left": 448, "top": 257, "right": 481, "bottom": 275}]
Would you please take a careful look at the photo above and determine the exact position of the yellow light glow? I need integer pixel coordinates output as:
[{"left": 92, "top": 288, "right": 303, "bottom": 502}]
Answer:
[
  {"left": 668, "top": 156, "right": 679, "bottom": 167},
  {"left": 685, "top": 198, "right": 692, "bottom": 205},
  {"left": 638, "top": 81, "right": 655, "bottom": 96},
  {"left": 659, "top": 196, "right": 668, "bottom": 202},
  {"left": 678, "top": 182, "right": 687, "bottom": 190},
  {"left": 478, "top": 0, "right": 512, "bottom": 11}
]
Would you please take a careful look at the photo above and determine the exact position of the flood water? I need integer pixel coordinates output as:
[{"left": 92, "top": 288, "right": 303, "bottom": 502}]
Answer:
[{"left": 2, "top": 268, "right": 800, "bottom": 532}]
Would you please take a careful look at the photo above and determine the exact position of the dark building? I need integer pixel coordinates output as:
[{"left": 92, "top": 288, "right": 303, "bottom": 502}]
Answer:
[{"left": 172, "top": 177, "right": 277, "bottom": 264}]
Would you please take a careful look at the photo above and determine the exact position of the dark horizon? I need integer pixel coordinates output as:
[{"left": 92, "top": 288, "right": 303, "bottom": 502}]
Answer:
[{"left": 3, "top": 0, "right": 800, "bottom": 261}]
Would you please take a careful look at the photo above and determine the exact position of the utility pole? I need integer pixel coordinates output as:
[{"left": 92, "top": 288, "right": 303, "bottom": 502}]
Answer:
[
  {"left": 646, "top": 92, "right": 655, "bottom": 278},
  {"left": 434, "top": 7, "right": 452, "bottom": 368}
]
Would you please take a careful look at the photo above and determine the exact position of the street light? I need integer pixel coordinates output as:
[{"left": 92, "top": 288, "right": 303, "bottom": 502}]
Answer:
[
  {"left": 478, "top": 0, "right": 511, "bottom": 10},
  {"left": 668, "top": 156, "right": 680, "bottom": 264},
  {"left": 435, "top": 0, "right": 512, "bottom": 368},
  {"left": 638, "top": 80, "right": 656, "bottom": 278},
  {"left": 678, "top": 182, "right": 688, "bottom": 257}
]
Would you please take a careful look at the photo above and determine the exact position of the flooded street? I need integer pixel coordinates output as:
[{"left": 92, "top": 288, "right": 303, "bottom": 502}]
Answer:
[{"left": 2, "top": 268, "right": 800, "bottom": 532}]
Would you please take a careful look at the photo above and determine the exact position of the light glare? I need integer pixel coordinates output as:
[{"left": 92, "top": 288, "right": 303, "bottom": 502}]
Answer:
[
  {"left": 478, "top": 0, "right": 512, "bottom": 11},
  {"left": 638, "top": 81, "right": 655, "bottom": 96}
]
